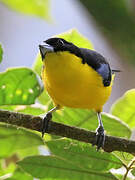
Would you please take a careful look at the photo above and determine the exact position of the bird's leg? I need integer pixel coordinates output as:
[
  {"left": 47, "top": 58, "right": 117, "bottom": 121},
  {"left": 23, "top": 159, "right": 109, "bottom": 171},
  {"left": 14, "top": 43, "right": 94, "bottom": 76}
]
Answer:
[
  {"left": 95, "top": 112, "right": 105, "bottom": 150},
  {"left": 41, "top": 106, "right": 59, "bottom": 138}
]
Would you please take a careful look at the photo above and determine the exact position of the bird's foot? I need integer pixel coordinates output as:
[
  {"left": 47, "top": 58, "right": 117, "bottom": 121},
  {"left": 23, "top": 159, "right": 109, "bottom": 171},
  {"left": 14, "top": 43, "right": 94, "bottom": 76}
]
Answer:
[
  {"left": 95, "top": 125, "right": 105, "bottom": 151},
  {"left": 41, "top": 112, "right": 52, "bottom": 138}
]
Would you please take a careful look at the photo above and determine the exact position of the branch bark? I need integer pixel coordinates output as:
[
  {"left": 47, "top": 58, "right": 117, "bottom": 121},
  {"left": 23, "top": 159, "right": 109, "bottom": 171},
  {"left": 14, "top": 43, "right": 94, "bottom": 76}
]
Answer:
[{"left": 0, "top": 109, "right": 135, "bottom": 154}]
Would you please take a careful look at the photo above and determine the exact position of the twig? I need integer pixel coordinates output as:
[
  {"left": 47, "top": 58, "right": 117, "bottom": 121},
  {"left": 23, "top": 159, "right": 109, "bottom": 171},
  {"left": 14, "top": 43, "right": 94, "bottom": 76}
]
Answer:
[
  {"left": 123, "top": 160, "right": 135, "bottom": 180},
  {"left": 0, "top": 109, "right": 135, "bottom": 154}
]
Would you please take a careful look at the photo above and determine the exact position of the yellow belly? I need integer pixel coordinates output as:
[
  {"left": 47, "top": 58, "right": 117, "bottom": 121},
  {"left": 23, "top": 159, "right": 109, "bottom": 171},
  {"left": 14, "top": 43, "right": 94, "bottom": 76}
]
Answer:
[{"left": 42, "top": 51, "right": 113, "bottom": 112}]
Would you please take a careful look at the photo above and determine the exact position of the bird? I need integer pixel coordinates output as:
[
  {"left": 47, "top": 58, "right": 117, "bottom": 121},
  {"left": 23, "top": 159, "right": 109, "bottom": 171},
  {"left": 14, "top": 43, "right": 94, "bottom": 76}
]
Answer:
[{"left": 39, "top": 37, "right": 117, "bottom": 150}]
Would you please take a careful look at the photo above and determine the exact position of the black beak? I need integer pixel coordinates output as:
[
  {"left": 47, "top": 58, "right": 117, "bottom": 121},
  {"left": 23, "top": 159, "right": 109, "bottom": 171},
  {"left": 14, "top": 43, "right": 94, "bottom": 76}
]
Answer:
[{"left": 39, "top": 43, "right": 54, "bottom": 60}]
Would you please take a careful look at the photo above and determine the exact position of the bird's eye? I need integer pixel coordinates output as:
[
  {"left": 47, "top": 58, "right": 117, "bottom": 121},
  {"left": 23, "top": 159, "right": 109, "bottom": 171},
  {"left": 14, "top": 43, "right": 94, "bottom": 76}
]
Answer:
[{"left": 58, "top": 39, "right": 64, "bottom": 46}]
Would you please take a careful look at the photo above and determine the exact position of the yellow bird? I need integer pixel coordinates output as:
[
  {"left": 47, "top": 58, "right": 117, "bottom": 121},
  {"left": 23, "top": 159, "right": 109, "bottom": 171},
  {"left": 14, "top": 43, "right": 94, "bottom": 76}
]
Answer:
[{"left": 39, "top": 37, "right": 116, "bottom": 150}]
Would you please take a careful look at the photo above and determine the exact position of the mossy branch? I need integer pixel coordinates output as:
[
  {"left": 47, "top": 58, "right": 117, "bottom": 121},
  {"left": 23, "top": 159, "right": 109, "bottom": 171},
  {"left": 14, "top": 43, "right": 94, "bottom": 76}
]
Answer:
[{"left": 0, "top": 109, "right": 135, "bottom": 154}]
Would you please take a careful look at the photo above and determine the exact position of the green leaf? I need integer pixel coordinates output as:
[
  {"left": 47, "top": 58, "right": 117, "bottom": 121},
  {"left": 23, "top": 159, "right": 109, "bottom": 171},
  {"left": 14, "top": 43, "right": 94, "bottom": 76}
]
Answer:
[
  {"left": 0, "top": 67, "right": 43, "bottom": 105},
  {"left": 16, "top": 105, "right": 45, "bottom": 115},
  {"left": 17, "top": 146, "right": 40, "bottom": 159},
  {"left": 18, "top": 138, "right": 122, "bottom": 179},
  {"left": 18, "top": 155, "right": 118, "bottom": 179},
  {"left": 0, "top": 124, "right": 43, "bottom": 158},
  {"left": 0, "top": 44, "right": 3, "bottom": 63},
  {"left": 131, "top": 167, "right": 135, "bottom": 176},
  {"left": 0, "top": 104, "right": 45, "bottom": 115},
  {"left": 52, "top": 108, "right": 131, "bottom": 138},
  {"left": 37, "top": 91, "right": 53, "bottom": 108},
  {"left": 7, "top": 168, "right": 33, "bottom": 180},
  {"left": 113, "top": 151, "right": 134, "bottom": 166},
  {"left": 0, "top": 160, "right": 16, "bottom": 177},
  {"left": 0, "top": 0, "right": 51, "bottom": 21},
  {"left": 46, "top": 139, "right": 122, "bottom": 172},
  {"left": 57, "top": 29, "right": 94, "bottom": 49},
  {"left": 111, "top": 89, "right": 135, "bottom": 128}
]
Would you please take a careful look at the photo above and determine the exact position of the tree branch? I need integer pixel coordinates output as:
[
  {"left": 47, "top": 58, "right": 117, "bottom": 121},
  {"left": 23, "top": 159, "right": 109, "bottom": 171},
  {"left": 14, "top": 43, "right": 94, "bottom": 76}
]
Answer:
[{"left": 0, "top": 109, "right": 135, "bottom": 154}]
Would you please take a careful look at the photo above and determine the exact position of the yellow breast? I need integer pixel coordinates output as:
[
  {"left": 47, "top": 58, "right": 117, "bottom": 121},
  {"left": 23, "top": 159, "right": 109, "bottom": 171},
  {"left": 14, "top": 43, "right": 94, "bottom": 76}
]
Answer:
[{"left": 42, "top": 51, "right": 113, "bottom": 112}]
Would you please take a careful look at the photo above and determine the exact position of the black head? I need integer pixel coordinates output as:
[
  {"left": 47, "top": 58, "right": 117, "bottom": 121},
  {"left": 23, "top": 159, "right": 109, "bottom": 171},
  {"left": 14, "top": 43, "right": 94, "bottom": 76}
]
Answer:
[
  {"left": 45, "top": 38, "right": 70, "bottom": 51},
  {"left": 39, "top": 37, "right": 82, "bottom": 60}
]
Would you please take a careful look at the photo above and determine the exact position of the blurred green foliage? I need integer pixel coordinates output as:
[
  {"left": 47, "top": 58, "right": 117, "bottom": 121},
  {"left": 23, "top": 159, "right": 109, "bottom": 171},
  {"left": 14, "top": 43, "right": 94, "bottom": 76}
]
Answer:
[
  {"left": 79, "top": 0, "right": 135, "bottom": 65},
  {"left": 0, "top": 0, "right": 51, "bottom": 20}
]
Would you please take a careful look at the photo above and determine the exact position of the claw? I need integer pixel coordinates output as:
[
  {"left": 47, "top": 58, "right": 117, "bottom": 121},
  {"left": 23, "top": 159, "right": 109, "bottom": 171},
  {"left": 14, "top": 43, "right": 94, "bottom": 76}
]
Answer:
[
  {"left": 41, "top": 113, "right": 52, "bottom": 138},
  {"left": 95, "top": 126, "right": 105, "bottom": 151}
]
